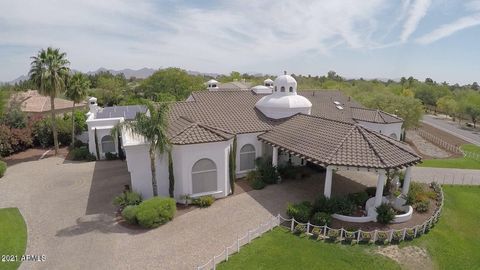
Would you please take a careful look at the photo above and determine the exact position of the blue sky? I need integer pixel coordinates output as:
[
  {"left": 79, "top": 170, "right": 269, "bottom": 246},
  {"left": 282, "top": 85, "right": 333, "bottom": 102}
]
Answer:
[{"left": 1, "top": 0, "right": 480, "bottom": 84}]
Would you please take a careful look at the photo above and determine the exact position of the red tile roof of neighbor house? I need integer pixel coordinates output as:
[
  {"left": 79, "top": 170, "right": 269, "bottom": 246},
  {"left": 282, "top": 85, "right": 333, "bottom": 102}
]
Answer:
[
  {"left": 166, "top": 89, "right": 418, "bottom": 168},
  {"left": 12, "top": 90, "right": 86, "bottom": 113}
]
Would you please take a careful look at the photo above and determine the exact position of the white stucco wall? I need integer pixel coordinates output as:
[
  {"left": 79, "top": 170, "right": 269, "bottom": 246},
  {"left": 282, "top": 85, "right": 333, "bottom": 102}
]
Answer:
[
  {"left": 236, "top": 132, "right": 264, "bottom": 177},
  {"left": 356, "top": 121, "right": 403, "bottom": 140},
  {"left": 124, "top": 139, "right": 232, "bottom": 201},
  {"left": 86, "top": 116, "right": 123, "bottom": 159}
]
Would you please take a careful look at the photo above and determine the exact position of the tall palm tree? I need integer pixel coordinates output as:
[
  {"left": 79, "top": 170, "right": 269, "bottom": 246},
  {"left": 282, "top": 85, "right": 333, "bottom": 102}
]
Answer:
[
  {"left": 117, "top": 102, "right": 171, "bottom": 196},
  {"left": 29, "top": 47, "right": 70, "bottom": 155},
  {"left": 65, "top": 73, "right": 90, "bottom": 147}
]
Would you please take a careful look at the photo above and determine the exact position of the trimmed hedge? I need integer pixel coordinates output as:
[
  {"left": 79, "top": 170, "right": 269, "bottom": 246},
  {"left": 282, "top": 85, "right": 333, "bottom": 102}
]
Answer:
[
  {"left": 0, "top": 161, "right": 6, "bottom": 178},
  {"left": 286, "top": 201, "right": 313, "bottom": 223},
  {"left": 121, "top": 205, "right": 138, "bottom": 224},
  {"left": 71, "top": 146, "right": 96, "bottom": 161},
  {"left": 135, "top": 197, "right": 176, "bottom": 228}
]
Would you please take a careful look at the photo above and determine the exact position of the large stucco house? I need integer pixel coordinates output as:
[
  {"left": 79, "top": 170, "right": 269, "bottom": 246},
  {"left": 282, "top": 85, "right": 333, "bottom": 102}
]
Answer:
[{"left": 86, "top": 74, "right": 420, "bottom": 222}]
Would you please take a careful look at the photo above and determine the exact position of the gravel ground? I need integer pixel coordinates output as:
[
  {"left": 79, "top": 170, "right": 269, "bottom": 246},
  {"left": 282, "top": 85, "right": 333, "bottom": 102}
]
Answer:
[{"left": 406, "top": 131, "right": 451, "bottom": 158}]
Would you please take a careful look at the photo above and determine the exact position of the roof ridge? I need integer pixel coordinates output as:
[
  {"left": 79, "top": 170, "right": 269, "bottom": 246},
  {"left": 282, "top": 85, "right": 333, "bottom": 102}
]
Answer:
[
  {"left": 296, "top": 112, "right": 354, "bottom": 126},
  {"left": 361, "top": 127, "right": 420, "bottom": 158},
  {"left": 197, "top": 123, "right": 233, "bottom": 139},
  {"left": 324, "top": 124, "right": 359, "bottom": 164},
  {"left": 357, "top": 126, "right": 388, "bottom": 168}
]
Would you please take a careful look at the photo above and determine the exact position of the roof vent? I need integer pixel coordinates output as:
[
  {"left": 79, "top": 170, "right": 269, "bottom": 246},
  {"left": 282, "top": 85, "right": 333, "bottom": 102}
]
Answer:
[
  {"left": 336, "top": 105, "right": 344, "bottom": 110},
  {"left": 333, "top": 101, "right": 341, "bottom": 105}
]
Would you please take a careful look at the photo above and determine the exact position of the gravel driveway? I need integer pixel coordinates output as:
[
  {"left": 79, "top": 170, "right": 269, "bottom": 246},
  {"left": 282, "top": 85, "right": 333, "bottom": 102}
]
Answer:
[{"left": 0, "top": 158, "right": 366, "bottom": 270}]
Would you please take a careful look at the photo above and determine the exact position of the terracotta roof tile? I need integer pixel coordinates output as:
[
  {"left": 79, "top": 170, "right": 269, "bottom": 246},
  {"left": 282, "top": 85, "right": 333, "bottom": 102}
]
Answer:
[{"left": 168, "top": 116, "right": 233, "bottom": 145}]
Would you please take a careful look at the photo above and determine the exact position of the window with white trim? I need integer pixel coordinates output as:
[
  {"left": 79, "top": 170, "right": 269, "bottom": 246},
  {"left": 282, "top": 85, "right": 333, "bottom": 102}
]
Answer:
[
  {"left": 101, "top": 135, "right": 115, "bottom": 153},
  {"left": 239, "top": 144, "right": 256, "bottom": 171},
  {"left": 191, "top": 158, "right": 217, "bottom": 194}
]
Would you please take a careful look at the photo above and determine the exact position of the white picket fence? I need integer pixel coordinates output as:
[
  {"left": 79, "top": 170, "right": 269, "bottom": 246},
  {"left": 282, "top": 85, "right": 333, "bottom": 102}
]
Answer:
[
  {"left": 196, "top": 185, "right": 444, "bottom": 270},
  {"left": 414, "top": 128, "right": 461, "bottom": 153}
]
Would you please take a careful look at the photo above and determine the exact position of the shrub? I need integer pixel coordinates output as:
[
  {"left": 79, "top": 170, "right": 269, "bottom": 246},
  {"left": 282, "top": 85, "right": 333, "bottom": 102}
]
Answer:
[
  {"left": 310, "top": 212, "right": 331, "bottom": 226},
  {"left": 331, "top": 197, "right": 356, "bottom": 216},
  {"left": 247, "top": 170, "right": 266, "bottom": 190},
  {"left": 73, "top": 139, "right": 86, "bottom": 148},
  {"left": 32, "top": 116, "right": 72, "bottom": 147},
  {"left": 327, "top": 229, "right": 339, "bottom": 239},
  {"left": 105, "top": 152, "right": 118, "bottom": 160},
  {"left": 0, "top": 161, "right": 6, "bottom": 178},
  {"left": 313, "top": 195, "right": 333, "bottom": 213},
  {"left": 311, "top": 227, "right": 323, "bottom": 237},
  {"left": 376, "top": 203, "right": 396, "bottom": 224},
  {"left": 113, "top": 191, "right": 143, "bottom": 208},
  {"left": 392, "top": 230, "right": 403, "bottom": 242},
  {"left": 376, "top": 231, "right": 388, "bottom": 243},
  {"left": 0, "top": 124, "right": 33, "bottom": 156},
  {"left": 294, "top": 224, "right": 307, "bottom": 235},
  {"left": 286, "top": 201, "right": 313, "bottom": 223},
  {"left": 344, "top": 231, "right": 356, "bottom": 241},
  {"left": 415, "top": 200, "right": 430, "bottom": 213},
  {"left": 192, "top": 195, "right": 215, "bottom": 207},
  {"left": 347, "top": 192, "right": 369, "bottom": 207},
  {"left": 121, "top": 205, "right": 138, "bottom": 224},
  {"left": 406, "top": 182, "right": 425, "bottom": 205},
  {"left": 135, "top": 197, "right": 176, "bottom": 228},
  {"left": 365, "top": 187, "right": 377, "bottom": 197},
  {"left": 71, "top": 146, "right": 96, "bottom": 161},
  {"left": 255, "top": 157, "right": 279, "bottom": 184},
  {"left": 360, "top": 231, "right": 371, "bottom": 242},
  {"left": 277, "top": 163, "right": 296, "bottom": 179}
]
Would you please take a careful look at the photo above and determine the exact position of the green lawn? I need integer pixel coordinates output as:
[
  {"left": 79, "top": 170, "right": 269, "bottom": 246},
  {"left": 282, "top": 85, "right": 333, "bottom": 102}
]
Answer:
[
  {"left": 0, "top": 208, "right": 27, "bottom": 270},
  {"left": 418, "top": 144, "right": 480, "bottom": 169},
  {"left": 403, "top": 186, "right": 480, "bottom": 269},
  {"left": 217, "top": 228, "right": 400, "bottom": 270}
]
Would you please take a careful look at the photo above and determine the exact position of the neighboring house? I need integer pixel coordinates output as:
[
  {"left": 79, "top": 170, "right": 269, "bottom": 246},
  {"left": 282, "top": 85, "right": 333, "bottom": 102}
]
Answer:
[
  {"left": 11, "top": 90, "right": 87, "bottom": 116},
  {"left": 86, "top": 74, "right": 416, "bottom": 203},
  {"left": 206, "top": 79, "right": 252, "bottom": 91}
]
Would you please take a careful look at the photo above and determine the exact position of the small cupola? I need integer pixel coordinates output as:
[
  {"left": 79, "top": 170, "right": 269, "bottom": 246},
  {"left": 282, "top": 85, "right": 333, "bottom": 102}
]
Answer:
[
  {"left": 255, "top": 72, "right": 312, "bottom": 119},
  {"left": 88, "top": 97, "right": 98, "bottom": 116},
  {"left": 207, "top": 79, "right": 219, "bottom": 91},
  {"left": 264, "top": 78, "right": 274, "bottom": 87}
]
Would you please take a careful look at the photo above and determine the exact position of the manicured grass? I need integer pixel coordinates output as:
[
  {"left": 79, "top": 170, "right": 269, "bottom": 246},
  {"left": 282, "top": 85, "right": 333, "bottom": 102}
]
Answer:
[
  {"left": 217, "top": 228, "right": 400, "bottom": 270},
  {"left": 419, "top": 158, "right": 480, "bottom": 169},
  {"left": 461, "top": 144, "right": 480, "bottom": 154},
  {"left": 404, "top": 186, "right": 480, "bottom": 270},
  {"left": 0, "top": 208, "right": 27, "bottom": 270}
]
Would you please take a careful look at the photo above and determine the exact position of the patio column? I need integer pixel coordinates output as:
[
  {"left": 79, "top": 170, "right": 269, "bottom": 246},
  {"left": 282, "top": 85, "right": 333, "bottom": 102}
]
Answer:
[
  {"left": 374, "top": 170, "right": 386, "bottom": 207},
  {"left": 324, "top": 166, "right": 333, "bottom": 198},
  {"left": 272, "top": 146, "right": 278, "bottom": 167},
  {"left": 402, "top": 166, "right": 412, "bottom": 195}
]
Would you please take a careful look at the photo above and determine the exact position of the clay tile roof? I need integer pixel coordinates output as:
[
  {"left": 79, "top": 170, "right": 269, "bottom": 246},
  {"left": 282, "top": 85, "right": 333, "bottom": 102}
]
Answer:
[
  {"left": 258, "top": 114, "right": 420, "bottom": 169},
  {"left": 168, "top": 116, "right": 234, "bottom": 145},
  {"left": 12, "top": 90, "right": 86, "bottom": 113},
  {"left": 351, "top": 107, "right": 403, "bottom": 124}
]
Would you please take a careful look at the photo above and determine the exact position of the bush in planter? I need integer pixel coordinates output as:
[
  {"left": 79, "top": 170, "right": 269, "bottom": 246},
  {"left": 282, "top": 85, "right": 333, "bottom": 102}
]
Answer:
[
  {"left": 376, "top": 231, "right": 388, "bottom": 243},
  {"left": 311, "top": 212, "right": 331, "bottom": 226},
  {"left": 294, "top": 224, "right": 307, "bottom": 235},
  {"left": 247, "top": 171, "right": 266, "bottom": 190},
  {"left": 105, "top": 152, "right": 118, "bottom": 160},
  {"left": 344, "top": 231, "right": 356, "bottom": 242},
  {"left": 136, "top": 197, "right": 176, "bottom": 228},
  {"left": 376, "top": 203, "right": 395, "bottom": 224},
  {"left": 405, "top": 228, "right": 415, "bottom": 240},
  {"left": 286, "top": 201, "right": 313, "bottom": 223},
  {"left": 121, "top": 205, "right": 138, "bottom": 224},
  {"left": 347, "top": 192, "right": 369, "bottom": 207},
  {"left": 0, "top": 161, "right": 6, "bottom": 178},
  {"left": 331, "top": 197, "right": 356, "bottom": 216},
  {"left": 415, "top": 200, "right": 430, "bottom": 213},
  {"left": 311, "top": 227, "right": 323, "bottom": 238},
  {"left": 327, "top": 229, "right": 339, "bottom": 240},
  {"left": 192, "top": 195, "right": 215, "bottom": 207},
  {"left": 360, "top": 231, "right": 372, "bottom": 243},
  {"left": 391, "top": 230, "right": 403, "bottom": 242},
  {"left": 255, "top": 157, "right": 279, "bottom": 184},
  {"left": 113, "top": 191, "right": 143, "bottom": 209}
]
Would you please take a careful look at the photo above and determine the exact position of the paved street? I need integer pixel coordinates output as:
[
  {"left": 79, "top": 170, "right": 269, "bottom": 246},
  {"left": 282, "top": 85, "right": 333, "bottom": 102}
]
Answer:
[{"left": 422, "top": 114, "right": 480, "bottom": 146}]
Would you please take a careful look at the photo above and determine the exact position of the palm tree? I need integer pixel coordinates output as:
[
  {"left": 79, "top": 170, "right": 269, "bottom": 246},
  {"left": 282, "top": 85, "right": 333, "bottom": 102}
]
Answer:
[
  {"left": 117, "top": 102, "right": 171, "bottom": 196},
  {"left": 29, "top": 47, "right": 70, "bottom": 155},
  {"left": 65, "top": 73, "right": 90, "bottom": 147}
]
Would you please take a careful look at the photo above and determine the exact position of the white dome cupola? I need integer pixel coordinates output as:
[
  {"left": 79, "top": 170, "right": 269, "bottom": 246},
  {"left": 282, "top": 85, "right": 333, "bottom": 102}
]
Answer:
[
  {"left": 264, "top": 78, "right": 274, "bottom": 87},
  {"left": 255, "top": 72, "right": 312, "bottom": 119},
  {"left": 207, "top": 79, "right": 219, "bottom": 91}
]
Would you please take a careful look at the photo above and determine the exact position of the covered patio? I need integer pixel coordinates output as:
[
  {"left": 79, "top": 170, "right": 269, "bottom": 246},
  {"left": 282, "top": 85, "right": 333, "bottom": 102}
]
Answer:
[{"left": 258, "top": 114, "right": 422, "bottom": 223}]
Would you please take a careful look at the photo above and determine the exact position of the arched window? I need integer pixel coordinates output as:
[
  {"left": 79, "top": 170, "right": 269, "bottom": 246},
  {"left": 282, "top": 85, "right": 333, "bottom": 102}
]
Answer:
[
  {"left": 274, "top": 86, "right": 277, "bottom": 92},
  {"left": 389, "top": 133, "right": 398, "bottom": 140},
  {"left": 280, "top": 86, "right": 285, "bottom": 92},
  {"left": 191, "top": 159, "right": 217, "bottom": 194},
  {"left": 240, "top": 144, "right": 256, "bottom": 171},
  {"left": 101, "top": 135, "right": 115, "bottom": 153},
  {"left": 289, "top": 86, "right": 293, "bottom": 92}
]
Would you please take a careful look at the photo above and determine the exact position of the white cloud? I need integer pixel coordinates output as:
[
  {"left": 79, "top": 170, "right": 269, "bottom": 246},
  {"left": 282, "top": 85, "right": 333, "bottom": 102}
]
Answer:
[
  {"left": 400, "top": 0, "right": 431, "bottom": 42},
  {"left": 416, "top": 13, "right": 480, "bottom": 44}
]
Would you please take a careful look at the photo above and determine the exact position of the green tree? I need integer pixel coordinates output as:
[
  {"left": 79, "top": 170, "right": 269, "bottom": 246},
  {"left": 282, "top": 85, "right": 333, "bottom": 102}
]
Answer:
[
  {"left": 65, "top": 73, "right": 90, "bottom": 147},
  {"left": 116, "top": 102, "right": 171, "bottom": 196},
  {"left": 29, "top": 47, "right": 70, "bottom": 155},
  {"left": 436, "top": 96, "right": 458, "bottom": 119},
  {"left": 138, "top": 68, "right": 204, "bottom": 101},
  {"left": 458, "top": 91, "right": 480, "bottom": 128}
]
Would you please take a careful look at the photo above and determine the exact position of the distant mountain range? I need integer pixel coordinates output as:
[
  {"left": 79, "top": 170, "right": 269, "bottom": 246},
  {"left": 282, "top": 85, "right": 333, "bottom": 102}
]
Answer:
[{"left": 4, "top": 67, "right": 223, "bottom": 84}]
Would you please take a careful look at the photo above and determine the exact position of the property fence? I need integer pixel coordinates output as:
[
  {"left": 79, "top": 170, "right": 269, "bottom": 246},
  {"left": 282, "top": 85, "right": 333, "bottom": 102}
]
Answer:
[
  {"left": 196, "top": 185, "right": 444, "bottom": 270},
  {"left": 414, "top": 128, "right": 461, "bottom": 153}
]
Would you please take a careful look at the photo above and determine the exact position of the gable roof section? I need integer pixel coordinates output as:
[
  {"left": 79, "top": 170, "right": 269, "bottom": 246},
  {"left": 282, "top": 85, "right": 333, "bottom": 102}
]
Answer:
[
  {"left": 258, "top": 114, "right": 420, "bottom": 169},
  {"left": 351, "top": 107, "right": 403, "bottom": 124},
  {"left": 168, "top": 116, "right": 234, "bottom": 145},
  {"left": 96, "top": 105, "right": 147, "bottom": 120}
]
